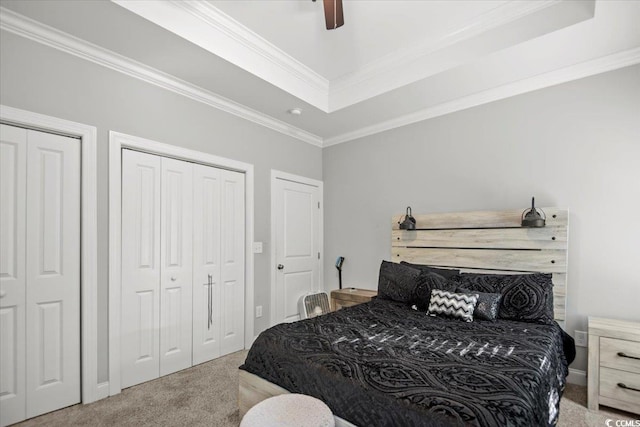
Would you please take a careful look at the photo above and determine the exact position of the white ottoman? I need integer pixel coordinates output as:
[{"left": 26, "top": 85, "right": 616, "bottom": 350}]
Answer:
[{"left": 240, "top": 394, "right": 335, "bottom": 427}]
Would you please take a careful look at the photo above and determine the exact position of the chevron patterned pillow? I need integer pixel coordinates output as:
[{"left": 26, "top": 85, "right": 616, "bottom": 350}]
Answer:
[{"left": 427, "top": 289, "right": 479, "bottom": 322}]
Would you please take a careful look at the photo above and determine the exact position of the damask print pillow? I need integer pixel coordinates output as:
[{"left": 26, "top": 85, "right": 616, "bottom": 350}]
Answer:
[
  {"left": 454, "top": 273, "right": 554, "bottom": 324},
  {"left": 377, "top": 261, "right": 420, "bottom": 304}
]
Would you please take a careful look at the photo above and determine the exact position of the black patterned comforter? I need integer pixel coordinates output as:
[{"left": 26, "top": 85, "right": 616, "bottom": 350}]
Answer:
[{"left": 241, "top": 298, "right": 570, "bottom": 427}]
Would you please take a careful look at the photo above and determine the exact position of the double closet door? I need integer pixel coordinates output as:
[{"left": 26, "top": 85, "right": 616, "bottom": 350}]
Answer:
[
  {"left": 121, "top": 150, "right": 244, "bottom": 389},
  {"left": 0, "top": 124, "right": 80, "bottom": 426}
]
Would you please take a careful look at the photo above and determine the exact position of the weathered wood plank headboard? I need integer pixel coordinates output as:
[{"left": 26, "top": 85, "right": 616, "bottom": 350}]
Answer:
[{"left": 391, "top": 208, "right": 569, "bottom": 323}]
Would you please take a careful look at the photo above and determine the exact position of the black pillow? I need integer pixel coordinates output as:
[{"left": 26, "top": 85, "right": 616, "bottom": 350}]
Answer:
[
  {"left": 454, "top": 273, "right": 554, "bottom": 324},
  {"left": 457, "top": 287, "right": 502, "bottom": 321},
  {"left": 400, "top": 261, "right": 460, "bottom": 279},
  {"left": 377, "top": 261, "right": 421, "bottom": 304},
  {"left": 413, "top": 272, "right": 458, "bottom": 311}
]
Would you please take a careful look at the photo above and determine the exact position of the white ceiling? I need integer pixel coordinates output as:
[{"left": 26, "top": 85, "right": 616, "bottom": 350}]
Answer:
[
  {"left": 209, "top": 0, "right": 511, "bottom": 80},
  {"left": 1, "top": 0, "right": 639, "bottom": 147}
]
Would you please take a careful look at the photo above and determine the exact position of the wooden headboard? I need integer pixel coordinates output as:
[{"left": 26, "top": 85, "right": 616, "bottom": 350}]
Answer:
[{"left": 391, "top": 208, "right": 568, "bottom": 324}]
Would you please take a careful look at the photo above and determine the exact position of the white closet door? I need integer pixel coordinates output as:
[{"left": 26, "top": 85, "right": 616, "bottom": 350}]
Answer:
[
  {"left": 121, "top": 150, "right": 161, "bottom": 388},
  {"left": 1, "top": 125, "right": 80, "bottom": 425},
  {"left": 24, "top": 129, "right": 80, "bottom": 418},
  {"left": 192, "top": 164, "right": 221, "bottom": 365},
  {"left": 220, "top": 170, "right": 245, "bottom": 356},
  {"left": 0, "top": 124, "right": 27, "bottom": 427},
  {"left": 159, "top": 158, "right": 193, "bottom": 376}
]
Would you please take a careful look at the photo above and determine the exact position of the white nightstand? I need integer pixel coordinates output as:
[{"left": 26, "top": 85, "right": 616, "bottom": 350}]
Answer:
[{"left": 588, "top": 317, "right": 640, "bottom": 415}]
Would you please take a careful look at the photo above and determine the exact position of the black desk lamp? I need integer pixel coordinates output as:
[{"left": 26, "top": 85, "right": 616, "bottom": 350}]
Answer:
[{"left": 335, "top": 256, "right": 344, "bottom": 289}]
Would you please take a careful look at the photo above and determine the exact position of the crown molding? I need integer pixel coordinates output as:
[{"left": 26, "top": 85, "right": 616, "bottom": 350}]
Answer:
[
  {"left": 113, "top": 0, "right": 330, "bottom": 111},
  {"left": 0, "top": 7, "right": 323, "bottom": 147},
  {"left": 329, "top": 0, "right": 560, "bottom": 110},
  {"left": 171, "top": 1, "right": 329, "bottom": 93},
  {"left": 2, "top": 6, "right": 637, "bottom": 150},
  {"left": 323, "top": 47, "right": 640, "bottom": 147},
  {"left": 117, "top": 0, "right": 563, "bottom": 113}
]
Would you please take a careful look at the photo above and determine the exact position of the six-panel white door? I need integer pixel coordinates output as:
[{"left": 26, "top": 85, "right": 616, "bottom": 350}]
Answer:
[
  {"left": 0, "top": 124, "right": 80, "bottom": 426},
  {"left": 274, "top": 178, "right": 320, "bottom": 323}
]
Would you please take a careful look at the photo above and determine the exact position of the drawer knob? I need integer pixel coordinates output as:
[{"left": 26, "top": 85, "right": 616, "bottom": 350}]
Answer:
[
  {"left": 617, "top": 351, "right": 640, "bottom": 361},
  {"left": 617, "top": 383, "right": 640, "bottom": 393}
]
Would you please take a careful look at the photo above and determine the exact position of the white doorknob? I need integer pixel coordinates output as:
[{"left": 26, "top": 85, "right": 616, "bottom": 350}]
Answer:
[
  {"left": 0, "top": 290, "right": 6, "bottom": 298},
  {"left": 170, "top": 276, "right": 177, "bottom": 281}
]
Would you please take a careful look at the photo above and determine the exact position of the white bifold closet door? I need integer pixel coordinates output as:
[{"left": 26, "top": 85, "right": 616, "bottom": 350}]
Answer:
[
  {"left": 121, "top": 149, "right": 244, "bottom": 388},
  {"left": 159, "top": 158, "right": 193, "bottom": 377},
  {"left": 120, "top": 150, "right": 161, "bottom": 387},
  {"left": 192, "top": 165, "right": 245, "bottom": 364},
  {"left": 0, "top": 124, "right": 80, "bottom": 427},
  {"left": 192, "top": 164, "right": 221, "bottom": 365},
  {"left": 217, "top": 169, "right": 245, "bottom": 356},
  {"left": 121, "top": 151, "right": 194, "bottom": 386}
]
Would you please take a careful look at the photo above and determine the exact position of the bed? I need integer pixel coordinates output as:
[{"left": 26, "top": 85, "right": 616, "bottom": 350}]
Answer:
[{"left": 239, "top": 207, "right": 573, "bottom": 426}]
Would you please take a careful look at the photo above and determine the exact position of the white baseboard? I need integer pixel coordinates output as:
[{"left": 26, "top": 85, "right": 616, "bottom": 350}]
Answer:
[{"left": 567, "top": 368, "right": 587, "bottom": 386}]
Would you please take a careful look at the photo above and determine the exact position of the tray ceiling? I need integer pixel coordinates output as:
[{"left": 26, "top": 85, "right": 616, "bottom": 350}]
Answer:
[{"left": 1, "top": 0, "right": 639, "bottom": 146}]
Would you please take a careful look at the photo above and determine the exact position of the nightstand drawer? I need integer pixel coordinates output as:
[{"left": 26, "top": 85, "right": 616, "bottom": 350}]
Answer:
[
  {"left": 601, "top": 337, "right": 640, "bottom": 374},
  {"left": 588, "top": 317, "right": 640, "bottom": 414},
  {"left": 334, "top": 300, "right": 359, "bottom": 310},
  {"left": 600, "top": 367, "right": 640, "bottom": 408}
]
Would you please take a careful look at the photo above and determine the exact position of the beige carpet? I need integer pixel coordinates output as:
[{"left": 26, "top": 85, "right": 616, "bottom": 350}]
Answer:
[
  {"left": 558, "top": 383, "right": 637, "bottom": 427},
  {"left": 16, "top": 351, "right": 638, "bottom": 427}
]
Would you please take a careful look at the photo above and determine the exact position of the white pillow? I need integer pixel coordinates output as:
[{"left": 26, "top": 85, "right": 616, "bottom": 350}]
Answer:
[{"left": 427, "top": 289, "right": 479, "bottom": 322}]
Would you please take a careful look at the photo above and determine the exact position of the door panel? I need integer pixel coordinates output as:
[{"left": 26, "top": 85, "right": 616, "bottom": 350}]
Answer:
[
  {"left": 220, "top": 171, "right": 245, "bottom": 356},
  {"left": 25, "top": 129, "right": 80, "bottom": 418},
  {"left": 36, "top": 302, "right": 62, "bottom": 385},
  {"left": 283, "top": 272, "right": 314, "bottom": 321},
  {"left": 192, "top": 164, "right": 221, "bottom": 365},
  {"left": 159, "top": 158, "right": 192, "bottom": 376},
  {"left": 274, "top": 178, "right": 320, "bottom": 324},
  {"left": 284, "top": 191, "right": 313, "bottom": 257},
  {"left": 121, "top": 150, "right": 161, "bottom": 388},
  {"left": 0, "top": 124, "right": 26, "bottom": 427},
  {"left": 0, "top": 307, "right": 18, "bottom": 401},
  {"left": 136, "top": 290, "right": 155, "bottom": 362}
]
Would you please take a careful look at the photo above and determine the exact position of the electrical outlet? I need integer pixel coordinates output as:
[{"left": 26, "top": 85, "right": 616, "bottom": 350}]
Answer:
[
  {"left": 574, "top": 330, "right": 588, "bottom": 347},
  {"left": 255, "top": 305, "right": 263, "bottom": 318},
  {"left": 252, "top": 242, "right": 263, "bottom": 254}
]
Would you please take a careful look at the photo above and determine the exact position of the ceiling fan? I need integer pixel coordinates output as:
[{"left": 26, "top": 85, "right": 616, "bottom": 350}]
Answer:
[{"left": 312, "top": 0, "right": 344, "bottom": 30}]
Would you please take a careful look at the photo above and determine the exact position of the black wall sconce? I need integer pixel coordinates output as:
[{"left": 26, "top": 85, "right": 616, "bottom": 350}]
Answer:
[
  {"left": 399, "top": 206, "right": 416, "bottom": 230},
  {"left": 521, "top": 197, "right": 546, "bottom": 227}
]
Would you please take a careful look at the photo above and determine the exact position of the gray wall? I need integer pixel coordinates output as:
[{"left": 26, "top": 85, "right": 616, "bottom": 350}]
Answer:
[
  {"left": 323, "top": 64, "right": 640, "bottom": 373},
  {"left": 0, "top": 32, "right": 323, "bottom": 383},
  {"left": 3, "top": 20, "right": 639, "bottom": 383}
]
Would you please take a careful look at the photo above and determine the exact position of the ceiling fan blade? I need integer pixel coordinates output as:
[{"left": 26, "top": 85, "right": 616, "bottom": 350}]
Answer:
[{"left": 323, "top": 0, "right": 344, "bottom": 30}]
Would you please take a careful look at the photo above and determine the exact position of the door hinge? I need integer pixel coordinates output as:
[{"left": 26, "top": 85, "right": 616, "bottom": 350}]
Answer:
[
  {"left": 318, "top": 202, "right": 320, "bottom": 209},
  {"left": 318, "top": 252, "right": 320, "bottom": 259}
]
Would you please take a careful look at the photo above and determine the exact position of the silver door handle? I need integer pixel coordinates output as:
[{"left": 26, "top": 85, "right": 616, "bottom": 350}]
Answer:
[
  {"left": 171, "top": 276, "right": 177, "bottom": 281},
  {"left": 277, "top": 264, "right": 284, "bottom": 270}
]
